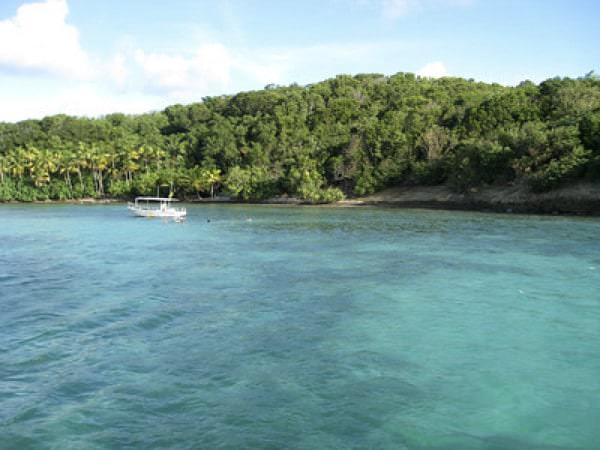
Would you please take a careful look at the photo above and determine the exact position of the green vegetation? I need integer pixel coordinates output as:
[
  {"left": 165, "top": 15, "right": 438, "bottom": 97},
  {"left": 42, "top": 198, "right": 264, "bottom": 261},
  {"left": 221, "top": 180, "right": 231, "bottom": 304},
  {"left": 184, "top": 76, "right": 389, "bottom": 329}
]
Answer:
[{"left": 1, "top": 72, "right": 599, "bottom": 202}]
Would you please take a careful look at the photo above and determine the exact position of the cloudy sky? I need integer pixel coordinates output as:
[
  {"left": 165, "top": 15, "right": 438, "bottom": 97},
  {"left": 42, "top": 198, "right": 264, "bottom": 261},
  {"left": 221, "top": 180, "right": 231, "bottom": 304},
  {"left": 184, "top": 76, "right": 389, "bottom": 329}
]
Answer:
[{"left": 0, "top": 0, "right": 598, "bottom": 122}]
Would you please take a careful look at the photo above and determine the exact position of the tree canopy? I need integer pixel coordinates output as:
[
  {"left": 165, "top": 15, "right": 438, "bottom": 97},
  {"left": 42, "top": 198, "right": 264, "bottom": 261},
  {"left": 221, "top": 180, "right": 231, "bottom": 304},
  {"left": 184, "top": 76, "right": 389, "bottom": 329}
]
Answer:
[{"left": 1, "top": 72, "right": 599, "bottom": 202}]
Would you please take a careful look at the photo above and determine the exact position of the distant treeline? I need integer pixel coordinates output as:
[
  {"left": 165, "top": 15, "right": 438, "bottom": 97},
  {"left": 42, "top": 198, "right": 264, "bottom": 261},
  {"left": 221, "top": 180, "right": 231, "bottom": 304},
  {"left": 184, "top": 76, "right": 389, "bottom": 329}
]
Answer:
[{"left": 1, "top": 72, "right": 599, "bottom": 202}]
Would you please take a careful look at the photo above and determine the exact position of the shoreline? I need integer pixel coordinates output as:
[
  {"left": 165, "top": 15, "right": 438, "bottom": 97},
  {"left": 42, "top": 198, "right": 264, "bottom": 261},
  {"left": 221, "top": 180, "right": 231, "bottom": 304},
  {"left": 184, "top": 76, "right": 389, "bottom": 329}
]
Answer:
[
  {"left": 2, "top": 182, "right": 600, "bottom": 216},
  {"left": 0, "top": 198, "right": 124, "bottom": 205},
  {"left": 343, "top": 182, "right": 600, "bottom": 216},
  {"left": 332, "top": 199, "right": 600, "bottom": 216}
]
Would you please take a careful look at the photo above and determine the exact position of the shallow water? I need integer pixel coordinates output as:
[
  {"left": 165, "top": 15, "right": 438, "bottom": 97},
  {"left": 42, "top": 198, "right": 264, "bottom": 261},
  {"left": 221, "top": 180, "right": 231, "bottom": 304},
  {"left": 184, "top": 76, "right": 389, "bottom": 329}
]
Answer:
[{"left": 1, "top": 204, "right": 599, "bottom": 449}]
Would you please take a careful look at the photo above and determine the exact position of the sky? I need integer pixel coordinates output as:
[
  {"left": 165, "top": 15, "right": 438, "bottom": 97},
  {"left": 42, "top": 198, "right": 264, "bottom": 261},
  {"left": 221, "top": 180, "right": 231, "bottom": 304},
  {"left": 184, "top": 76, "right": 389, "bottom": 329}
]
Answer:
[{"left": 0, "top": 0, "right": 598, "bottom": 122}]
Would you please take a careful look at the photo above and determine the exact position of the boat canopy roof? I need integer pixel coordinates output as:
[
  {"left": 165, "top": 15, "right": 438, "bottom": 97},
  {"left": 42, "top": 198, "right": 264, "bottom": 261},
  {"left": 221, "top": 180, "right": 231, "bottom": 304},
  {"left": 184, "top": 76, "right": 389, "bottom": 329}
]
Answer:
[{"left": 134, "top": 197, "right": 179, "bottom": 202}]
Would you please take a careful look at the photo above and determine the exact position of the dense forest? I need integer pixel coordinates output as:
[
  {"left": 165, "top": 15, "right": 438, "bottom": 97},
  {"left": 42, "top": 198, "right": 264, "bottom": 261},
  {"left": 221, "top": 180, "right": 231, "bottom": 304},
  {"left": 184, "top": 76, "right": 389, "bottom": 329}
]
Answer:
[{"left": 1, "top": 72, "right": 599, "bottom": 203}]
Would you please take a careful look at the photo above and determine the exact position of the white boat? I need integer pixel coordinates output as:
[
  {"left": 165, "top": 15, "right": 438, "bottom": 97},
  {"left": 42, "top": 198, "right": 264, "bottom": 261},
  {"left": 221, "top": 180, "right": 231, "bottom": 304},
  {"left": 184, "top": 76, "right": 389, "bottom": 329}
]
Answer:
[{"left": 127, "top": 197, "right": 187, "bottom": 220}]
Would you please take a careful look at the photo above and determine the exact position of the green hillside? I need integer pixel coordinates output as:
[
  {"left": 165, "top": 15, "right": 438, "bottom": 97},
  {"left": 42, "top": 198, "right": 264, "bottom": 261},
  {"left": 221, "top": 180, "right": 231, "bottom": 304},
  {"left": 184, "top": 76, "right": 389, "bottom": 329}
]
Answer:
[{"left": 1, "top": 72, "right": 599, "bottom": 202}]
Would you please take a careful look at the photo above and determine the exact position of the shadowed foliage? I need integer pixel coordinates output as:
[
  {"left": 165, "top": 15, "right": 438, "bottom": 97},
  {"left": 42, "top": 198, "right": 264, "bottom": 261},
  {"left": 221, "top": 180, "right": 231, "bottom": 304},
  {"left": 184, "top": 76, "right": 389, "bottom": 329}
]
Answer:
[{"left": 1, "top": 72, "right": 599, "bottom": 202}]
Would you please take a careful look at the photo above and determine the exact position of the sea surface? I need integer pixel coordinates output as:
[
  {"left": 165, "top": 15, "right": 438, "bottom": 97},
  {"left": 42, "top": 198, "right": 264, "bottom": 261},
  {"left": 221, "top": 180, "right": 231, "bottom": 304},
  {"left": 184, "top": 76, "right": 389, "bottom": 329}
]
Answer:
[{"left": 1, "top": 204, "right": 599, "bottom": 450}]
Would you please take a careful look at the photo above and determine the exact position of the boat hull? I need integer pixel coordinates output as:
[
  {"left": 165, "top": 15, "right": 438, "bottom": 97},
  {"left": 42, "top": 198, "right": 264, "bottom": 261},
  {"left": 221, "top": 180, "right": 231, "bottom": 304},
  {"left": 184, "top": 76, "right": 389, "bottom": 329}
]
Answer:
[{"left": 127, "top": 204, "right": 187, "bottom": 219}]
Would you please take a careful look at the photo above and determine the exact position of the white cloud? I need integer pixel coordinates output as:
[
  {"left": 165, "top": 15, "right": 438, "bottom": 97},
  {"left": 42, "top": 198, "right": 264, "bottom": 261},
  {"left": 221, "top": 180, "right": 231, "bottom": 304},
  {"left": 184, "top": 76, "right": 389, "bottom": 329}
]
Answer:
[
  {"left": 417, "top": 61, "right": 448, "bottom": 78},
  {"left": 381, "top": 0, "right": 473, "bottom": 20},
  {"left": 243, "top": 41, "right": 414, "bottom": 85},
  {"left": 0, "top": 84, "right": 160, "bottom": 122},
  {"left": 108, "top": 53, "right": 128, "bottom": 88},
  {"left": 0, "top": 1, "right": 441, "bottom": 121},
  {"left": 234, "top": 59, "right": 283, "bottom": 86},
  {"left": 0, "top": 0, "right": 90, "bottom": 78},
  {"left": 134, "top": 43, "right": 233, "bottom": 94},
  {"left": 0, "top": 0, "right": 443, "bottom": 123},
  {"left": 382, "top": 0, "right": 413, "bottom": 18},
  {"left": 0, "top": 37, "right": 432, "bottom": 122},
  {"left": 120, "top": 41, "right": 406, "bottom": 99},
  {"left": 56, "top": 86, "right": 158, "bottom": 117},
  {"left": 130, "top": 42, "right": 289, "bottom": 97}
]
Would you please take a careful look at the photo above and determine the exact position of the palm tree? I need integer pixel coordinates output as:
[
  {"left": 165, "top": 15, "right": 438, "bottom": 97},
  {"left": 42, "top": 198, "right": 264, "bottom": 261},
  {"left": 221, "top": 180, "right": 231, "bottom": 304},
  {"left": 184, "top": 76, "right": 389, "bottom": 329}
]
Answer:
[
  {"left": 23, "top": 145, "right": 39, "bottom": 181},
  {"left": 0, "top": 154, "right": 6, "bottom": 183},
  {"left": 203, "top": 168, "right": 222, "bottom": 199},
  {"left": 188, "top": 167, "right": 222, "bottom": 199},
  {"left": 111, "top": 133, "right": 137, "bottom": 185},
  {"left": 33, "top": 148, "right": 58, "bottom": 186},
  {"left": 89, "top": 144, "right": 110, "bottom": 196},
  {"left": 59, "top": 151, "right": 79, "bottom": 198},
  {"left": 75, "top": 142, "right": 90, "bottom": 192},
  {"left": 151, "top": 146, "right": 167, "bottom": 170},
  {"left": 121, "top": 146, "right": 140, "bottom": 185},
  {"left": 189, "top": 167, "right": 206, "bottom": 200},
  {"left": 138, "top": 144, "right": 150, "bottom": 173},
  {"left": 165, "top": 134, "right": 188, "bottom": 163},
  {"left": 6, "top": 149, "right": 25, "bottom": 181},
  {"left": 107, "top": 146, "right": 120, "bottom": 184}
]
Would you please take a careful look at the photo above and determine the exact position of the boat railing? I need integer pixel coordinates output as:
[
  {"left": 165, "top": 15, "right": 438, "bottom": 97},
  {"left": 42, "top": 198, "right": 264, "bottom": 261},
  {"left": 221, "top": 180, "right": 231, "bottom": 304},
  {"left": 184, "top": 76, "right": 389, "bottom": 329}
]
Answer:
[{"left": 128, "top": 197, "right": 186, "bottom": 219}]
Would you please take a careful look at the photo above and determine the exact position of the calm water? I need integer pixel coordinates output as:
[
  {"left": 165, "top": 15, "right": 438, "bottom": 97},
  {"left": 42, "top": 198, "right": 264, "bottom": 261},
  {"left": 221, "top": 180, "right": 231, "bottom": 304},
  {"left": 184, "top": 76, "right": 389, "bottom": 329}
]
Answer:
[{"left": 1, "top": 204, "right": 599, "bottom": 449}]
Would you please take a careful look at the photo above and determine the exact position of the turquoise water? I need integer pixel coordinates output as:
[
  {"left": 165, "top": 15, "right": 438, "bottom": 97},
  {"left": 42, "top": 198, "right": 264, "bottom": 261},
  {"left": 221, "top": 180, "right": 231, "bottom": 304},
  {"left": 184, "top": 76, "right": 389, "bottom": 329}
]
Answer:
[{"left": 1, "top": 204, "right": 599, "bottom": 450}]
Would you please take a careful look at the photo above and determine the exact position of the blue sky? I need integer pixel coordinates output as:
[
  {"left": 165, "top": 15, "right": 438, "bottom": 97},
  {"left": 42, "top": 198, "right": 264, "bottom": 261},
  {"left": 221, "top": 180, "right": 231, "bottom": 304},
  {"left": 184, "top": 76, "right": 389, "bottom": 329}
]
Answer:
[{"left": 0, "top": 0, "right": 598, "bottom": 122}]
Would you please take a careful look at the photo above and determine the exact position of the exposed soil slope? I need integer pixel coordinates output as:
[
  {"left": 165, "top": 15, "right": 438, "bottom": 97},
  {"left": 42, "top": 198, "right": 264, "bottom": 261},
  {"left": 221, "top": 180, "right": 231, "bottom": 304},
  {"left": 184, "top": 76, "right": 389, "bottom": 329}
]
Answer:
[{"left": 341, "top": 182, "right": 600, "bottom": 215}]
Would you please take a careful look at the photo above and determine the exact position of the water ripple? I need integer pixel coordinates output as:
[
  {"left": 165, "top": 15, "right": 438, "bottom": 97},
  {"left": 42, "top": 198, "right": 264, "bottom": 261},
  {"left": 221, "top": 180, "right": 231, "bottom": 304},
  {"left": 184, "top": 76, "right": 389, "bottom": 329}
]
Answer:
[{"left": 0, "top": 205, "right": 599, "bottom": 449}]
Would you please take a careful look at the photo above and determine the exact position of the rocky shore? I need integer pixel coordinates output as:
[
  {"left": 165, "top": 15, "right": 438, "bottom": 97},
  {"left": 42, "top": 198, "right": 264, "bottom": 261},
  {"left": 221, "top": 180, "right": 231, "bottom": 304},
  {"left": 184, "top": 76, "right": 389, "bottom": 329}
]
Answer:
[
  {"left": 4, "top": 182, "right": 600, "bottom": 216},
  {"left": 339, "top": 182, "right": 600, "bottom": 216}
]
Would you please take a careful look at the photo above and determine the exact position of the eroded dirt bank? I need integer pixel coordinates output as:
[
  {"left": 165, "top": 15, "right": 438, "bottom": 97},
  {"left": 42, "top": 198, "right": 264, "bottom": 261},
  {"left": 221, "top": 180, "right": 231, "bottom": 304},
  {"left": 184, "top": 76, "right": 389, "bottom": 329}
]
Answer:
[{"left": 339, "top": 182, "right": 600, "bottom": 215}]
